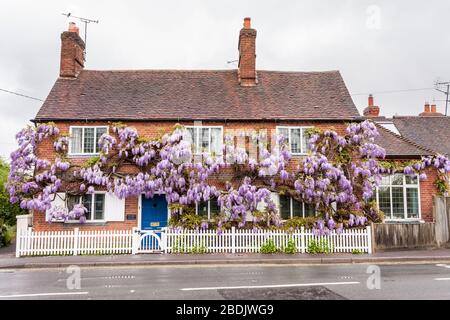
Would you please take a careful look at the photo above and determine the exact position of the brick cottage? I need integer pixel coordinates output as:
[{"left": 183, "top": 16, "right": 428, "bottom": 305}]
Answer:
[{"left": 30, "top": 18, "right": 439, "bottom": 232}]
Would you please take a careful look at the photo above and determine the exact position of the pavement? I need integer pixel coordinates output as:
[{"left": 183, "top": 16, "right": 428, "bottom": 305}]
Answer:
[{"left": 2, "top": 241, "right": 450, "bottom": 269}]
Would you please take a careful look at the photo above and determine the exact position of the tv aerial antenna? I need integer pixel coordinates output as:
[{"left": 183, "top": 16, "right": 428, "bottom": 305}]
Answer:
[
  {"left": 434, "top": 80, "right": 450, "bottom": 116},
  {"left": 61, "top": 13, "right": 99, "bottom": 53}
]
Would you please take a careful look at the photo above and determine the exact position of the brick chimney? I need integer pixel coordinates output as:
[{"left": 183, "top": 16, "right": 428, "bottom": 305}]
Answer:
[
  {"left": 238, "top": 17, "right": 257, "bottom": 86},
  {"left": 60, "top": 22, "right": 85, "bottom": 78},
  {"left": 363, "top": 94, "right": 380, "bottom": 117},
  {"left": 419, "top": 102, "right": 444, "bottom": 116}
]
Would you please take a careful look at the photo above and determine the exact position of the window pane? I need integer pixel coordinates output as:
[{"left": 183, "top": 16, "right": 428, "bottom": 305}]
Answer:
[
  {"left": 200, "top": 128, "right": 209, "bottom": 153},
  {"left": 95, "top": 128, "right": 107, "bottom": 153},
  {"left": 301, "top": 128, "right": 309, "bottom": 153},
  {"left": 405, "top": 175, "right": 418, "bottom": 185},
  {"left": 186, "top": 128, "right": 196, "bottom": 153},
  {"left": 378, "top": 187, "right": 391, "bottom": 217},
  {"left": 381, "top": 176, "right": 390, "bottom": 186},
  {"left": 210, "top": 128, "right": 222, "bottom": 155},
  {"left": 82, "top": 194, "right": 92, "bottom": 220},
  {"left": 391, "top": 174, "right": 404, "bottom": 185},
  {"left": 392, "top": 187, "right": 404, "bottom": 218},
  {"left": 290, "top": 128, "right": 301, "bottom": 154},
  {"left": 304, "top": 203, "right": 315, "bottom": 217},
  {"left": 406, "top": 188, "right": 419, "bottom": 219},
  {"left": 198, "top": 201, "right": 208, "bottom": 218},
  {"left": 279, "top": 195, "right": 291, "bottom": 220},
  {"left": 277, "top": 128, "right": 289, "bottom": 145},
  {"left": 94, "top": 194, "right": 105, "bottom": 220},
  {"left": 83, "top": 128, "right": 95, "bottom": 154},
  {"left": 70, "top": 128, "right": 83, "bottom": 154},
  {"left": 210, "top": 198, "right": 221, "bottom": 216},
  {"left": 67, "top": 195, "right": 81, "bottom": 212},
  {"left": 292, "top": 198, "right": 303, "bottom": 217}
]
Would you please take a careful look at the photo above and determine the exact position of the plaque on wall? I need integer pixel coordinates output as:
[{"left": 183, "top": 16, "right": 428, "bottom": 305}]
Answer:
[{"left": 126, "top": 214, "right": 137, "bottom": 221}]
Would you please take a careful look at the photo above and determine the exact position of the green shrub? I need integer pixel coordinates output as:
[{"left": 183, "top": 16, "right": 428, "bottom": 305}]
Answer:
[
  {"left": 191, "top": 243, "right": 207, "bottom": 254},
  {"left": 283, "top": 217, "right": 317, "bottom": 230},
  {"left": 260, "top": 239, "right": 279, "bottom": 254},
  {"left": 307, "top": 239, "right": 333, "bottom": 254},
  {"left": 351, "top": 249, "right": 363, "bottom": 254},
  {"left": 282, "top": 238, "right": 297, "bottom": 254}
]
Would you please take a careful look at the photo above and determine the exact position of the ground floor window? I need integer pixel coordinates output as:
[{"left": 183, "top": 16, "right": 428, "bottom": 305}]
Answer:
[
  {"left": 279, "top": 195, "right": 315, "bottom": 219},
  {"left": 67, "top": 193, "right": 105, "bottom": 221},
  {"left": 196, "top": 198, "right": 221, "bottom": 219},
  {"left": 376, "top": 174, "right": 420, "bottom": 220}
]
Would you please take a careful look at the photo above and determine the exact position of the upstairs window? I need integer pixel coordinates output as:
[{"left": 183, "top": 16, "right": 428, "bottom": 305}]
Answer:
[
  {"left": 276, "top": 127, "right": 312, "bottom": 155},
  {"left": 67, "top": 193, "right": 105, "bottom": 221},
  {"left": 376, "top": 174, "right": 420, "bottom": 220},
  {"left": 185, "top": 126, "right": 223, "bottom": 155},
  {"left": 279, "top": 195, "right": 315, "bottom": 219},
  {"left": 69, "top": 126, "right": 108, "bottom": 155}
]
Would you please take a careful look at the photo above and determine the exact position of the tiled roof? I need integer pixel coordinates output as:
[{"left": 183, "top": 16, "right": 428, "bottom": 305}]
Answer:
[
  {"left": 34, "top": 69, "right": 359, "bottom": 121},
  {"left": 392, "top": 116, "right": 450, "bottom": 156},
  {"left": 373, "top": 122, "right": 433, "bottom": 158}
]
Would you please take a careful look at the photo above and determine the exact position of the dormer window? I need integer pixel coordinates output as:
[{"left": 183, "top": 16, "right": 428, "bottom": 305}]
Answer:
[{"left": 69, "top": 126, "right": 108, "bottom": 155}]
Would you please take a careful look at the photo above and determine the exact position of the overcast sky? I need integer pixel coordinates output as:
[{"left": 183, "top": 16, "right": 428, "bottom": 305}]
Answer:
[{"left": 1, "top": 0, "right": 449, "bottom": 159}]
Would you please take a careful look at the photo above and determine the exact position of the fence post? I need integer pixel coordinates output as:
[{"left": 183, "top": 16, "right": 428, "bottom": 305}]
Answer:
[
  {"left": 15, "top": 228, "right": 21, "bottom": 258},
  {"left": 231, "top": 226, "right": 236, "bottom": 254},
  {"left": 160, "top": 227, "right": 167, "bottom": 254},
  {"left": 131, "top": 227, "right": 138, "bottom": 254},
  {"left": 300, "top": 226, "right": 305, "bottom": 253},
  {"left": 73, "top": 228, "right": 79, "bottom": 256},
  {"left": 366, "top": 225, "right": 373, "bottom": 254}
]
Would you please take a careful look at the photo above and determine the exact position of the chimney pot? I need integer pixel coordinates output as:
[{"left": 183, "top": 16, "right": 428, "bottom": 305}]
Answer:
[
  {"left": 424, "top": 102, "right": 430, "bottom": 113},
  {"left": 243, "top": 17, "right": 251, "bottom": 29},
  {"left": 431, "top": 104, "right": 437, "bottom": 113},
  {"left": 368, "top": 94, "right": 374, "bottom": 107},
  {"left": 68, "top": 22, "right": 79, "bottom": 34}
]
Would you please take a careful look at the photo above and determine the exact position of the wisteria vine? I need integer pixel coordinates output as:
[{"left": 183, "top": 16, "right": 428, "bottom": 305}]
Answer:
[{"left": 7, "top": 120, "right": 450, "bottom": 235}]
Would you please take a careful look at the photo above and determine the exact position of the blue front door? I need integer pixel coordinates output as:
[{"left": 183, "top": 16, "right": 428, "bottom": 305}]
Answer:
[{"left": 141, "top": 194, "right": 168, "bottom": 230}]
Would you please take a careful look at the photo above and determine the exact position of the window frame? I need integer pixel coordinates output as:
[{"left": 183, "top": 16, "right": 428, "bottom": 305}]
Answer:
[
  {"left": 276, "top": 126, "right": 313, "bottom": 155},
  {"left": 68, "top": 126, "right": 109, "bottom": 156},
  {"left": 185, "top": 126, "right": 224, "bottom": 155},
  {"left": 195, "top": 198, "right": 221, "bottom": 220},
  {"left": 375, "top": 174, "right": 422, "bottom": 221},
  {"left": 278, "top": 194, "right": 316, "bottom": 220},
  {"left": 66, "top": 192, "right": 106, "bottom": 223}
]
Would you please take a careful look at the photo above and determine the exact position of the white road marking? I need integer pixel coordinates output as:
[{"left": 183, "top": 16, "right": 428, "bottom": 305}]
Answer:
[
  {"left": 181, "top": 281, "right": 360, "bottom": 291},
  {"left": 434, "top": 278, "right": 450, "bottom": 281},
  {"left": 436, "top": 264, "right": 450, "bottom": 269},
  {"left": 0, "top": 291, "right": 89, "bottom": 298}
]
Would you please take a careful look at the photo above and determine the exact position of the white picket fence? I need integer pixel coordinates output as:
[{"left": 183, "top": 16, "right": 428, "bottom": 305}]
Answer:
[
  {"left": 164, "top": 226, "right": 372, "bottom": 254},
  {"left": 16, "top": 226, "right": 372, "bottom": 257},
  {"left": 16, "top": 228, "right": 133, "bottom": 257}
]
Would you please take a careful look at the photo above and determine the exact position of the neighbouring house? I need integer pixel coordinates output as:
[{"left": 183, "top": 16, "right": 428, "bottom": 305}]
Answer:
[{"left": 29, "top": 18, "right": 440, "bottom": 233}]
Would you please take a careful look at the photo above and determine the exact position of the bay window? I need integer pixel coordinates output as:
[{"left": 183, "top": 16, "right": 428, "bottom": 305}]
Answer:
[
  {"left": 376, "top": 174, "right": 420, "bottom": 220},
  {"left": 276, "top": 127, "right": 311, "bottom": 155},
  {"left": 69, "top": 126, "right": 108, "bottom": 155},
  {"left": 185, "top": 126, "right": 223, "bottom": 155}
]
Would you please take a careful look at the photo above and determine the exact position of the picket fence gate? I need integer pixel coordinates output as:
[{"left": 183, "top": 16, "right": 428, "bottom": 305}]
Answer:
[{"left": 16, "top": 226, "right": 372, "bottom": 257}]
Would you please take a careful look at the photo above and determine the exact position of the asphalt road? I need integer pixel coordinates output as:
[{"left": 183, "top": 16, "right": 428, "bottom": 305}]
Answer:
[{"left": 0, "top": 263, "right": 450, "bottom": 300}]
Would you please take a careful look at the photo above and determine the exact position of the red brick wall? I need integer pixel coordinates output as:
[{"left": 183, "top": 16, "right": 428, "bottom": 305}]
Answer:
[{"left": 419, "top": 167, "right": 438, "bottom": 222}]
